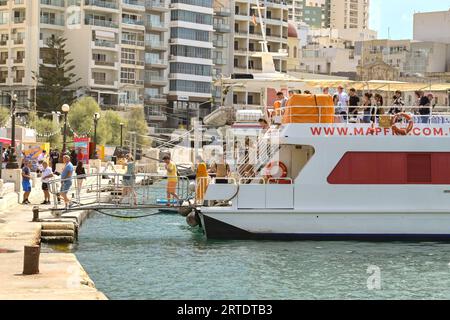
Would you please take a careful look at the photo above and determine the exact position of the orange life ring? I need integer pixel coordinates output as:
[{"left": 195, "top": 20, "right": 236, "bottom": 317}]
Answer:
[
  {"left": 391, "top": 113, "right": 414, "bottom": 136},
  {"left": 265, "top": 161, "right": 288, "bottom": 180}
]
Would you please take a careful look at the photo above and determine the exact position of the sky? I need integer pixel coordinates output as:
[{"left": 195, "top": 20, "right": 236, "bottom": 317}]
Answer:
[{"left": 369, "top": 0, "right": 450, "bottom": 40}]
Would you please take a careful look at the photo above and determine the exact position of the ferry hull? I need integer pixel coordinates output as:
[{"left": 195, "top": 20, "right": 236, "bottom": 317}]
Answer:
[{"left": 199, "top": 211, "right": 450, "bottom": 241}]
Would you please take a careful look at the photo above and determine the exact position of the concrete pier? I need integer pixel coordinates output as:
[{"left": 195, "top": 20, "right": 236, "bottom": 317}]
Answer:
[{"left": 0, "top": 191, "right": 107, "bottom": 300}]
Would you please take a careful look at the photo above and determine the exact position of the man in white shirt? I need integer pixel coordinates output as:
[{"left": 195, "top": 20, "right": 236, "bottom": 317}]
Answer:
[
  {"left": 41, "top": 161, "right": 53, "bottom": 205},
  {"left": 336, "top": 85, "right": 349, "bottom": 120}
]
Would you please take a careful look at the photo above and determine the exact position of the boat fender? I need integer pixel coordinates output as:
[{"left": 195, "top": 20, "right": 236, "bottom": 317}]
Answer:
[
  {"left": 189, "top": 181, "right": 196, "bottom": 193},
  {"left": 186, "top": 211, "right": 199, "bottom": 227},
  {"left": 179, "top": 206, "right": 193, "bottom": 217},
  {"left": 391, "top": 113, "right": 414, "bottom": 136},
  {"left": 264, "top": 161, "right": 288, "bottom": 179}
]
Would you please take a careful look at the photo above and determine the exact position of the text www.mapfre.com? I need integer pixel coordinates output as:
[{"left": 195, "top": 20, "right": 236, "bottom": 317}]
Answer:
[{"left": 310, "top": 126, "right": 450, "bottom": 137}]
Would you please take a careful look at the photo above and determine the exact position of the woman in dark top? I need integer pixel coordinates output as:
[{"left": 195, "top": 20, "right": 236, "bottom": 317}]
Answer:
[
  {"left": 362, "top": 93, "right": 373, "bottom": 123},
  {"left": 415, "top": 91, "right": 431, "bottom": 124},
  {"left": 75, "top": 161, "right": 86, "bottom": 199}
]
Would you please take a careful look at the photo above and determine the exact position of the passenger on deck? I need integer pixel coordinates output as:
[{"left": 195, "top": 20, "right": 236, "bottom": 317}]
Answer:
[
  {"left": 122, "top": 154, "right": 137, "bottom": 206},
  {"left": 209, "top": 154, "right": 230, "bottom": 184},
  {"left": 163, "top": 155, "right": 180, "bottom": 206},
  {"left": 258, "top": 118, "right": 270, "bottom": 131},
  {"left": 276, "top": 91, "right": 288, "bottom": 109},
  {"left": 389, "top": 90, "right": 404, "bottom": 115},
  {"left": 415, "top": 90, "right": 431, "bottom": 124},
  {"left": 60, "top": 155, "right": 74, "bottom": 208},
  {"left": 361, "top": 93, "right": 374, "bottom": 124},
  {"left": 348, "top": 88, "right": 360, "bottom": 120},
  {"left": 323, "top": 87, "right": 330, "bottom": 95},
  {"left": 195, "top": 156, "right": 209, "bottom": 204}
]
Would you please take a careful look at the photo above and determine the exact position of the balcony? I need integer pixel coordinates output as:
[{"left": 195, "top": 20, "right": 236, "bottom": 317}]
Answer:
[
  {"left": 214, "top": 7, "right": 231, "bottom": 17},
  {"left": 40, "top": 0, "right": 65, "bottom": 7},
  {"left": 122, "top": 0, "right": 145, "bottom": 10},
  {"left": 145, "top": 0, "right": 169, "bottom": 11},
  {"left": 0, "top": 78, "right": 6, "bottom": 84},
  {"left": 147, "top": 110, "right": 167, "bottom": 122},
  {"left": 91, "top": 79, "right": 118, "bottom": 87},
  {"left": 14, "top": 57, "right": 25, "bottom": 64},
  {"left": 121, "top": 38, "right": 145, "bottom": 47},
  {"left": 145, "top": 75, "right": 167, "bottom": 86},
  {"left": 13, "top": 17, "right": 26, "bottom": 24},
  {"left": 13, "top": 77, "right": 24, "bottom": 84},
  {"left": 120, "top": 78, "right": 145, "bottom": 86},
  {"left": 121, "top": 59, "right": 145, "bottom": 66},
  {"left": 0, "top": 40, "right": 8, "bottom": 46},
  {"left": 213, "top": 23, "right": 231, "bottom": 33},
  {"left": 122, "top": 18, "right": 145, "bottom": 27},
  {"left": 146, "top": 59, "right": 167, "bottom": 68},
  {"left": 145, "top": 40, "right": 167, "bottom": 51},
  {"left": 85, "top": 18, "right": 119, "bottom": 29},
  {"left": 93, "top": 60, "right": 116, "bottom": 67},
  {"left": 145, "top": 21, "right": 167, "bottom": 31},
  {"left": 12, "top": 38, "right": 25, "bottom": 45},
  {"left": 145, "top": 94, "right": 167, "bottom": 104},
  {"left": 0, "top": 59, "right": 7, "bottom": 65},
  {"left": 93, "top": 39, "right": 118, "bottom": 50},
  {"left": 213, "top": 57, "right": 227, "bottom": 65},
  {"left": 212, "top": 39, "right": 228, "bottom": 48},
  {"left": 40, "top": 15, "right": 65, "bottom": 26},
  {"left": 84, "top": 0, "right": 119, "bottom": 9}
]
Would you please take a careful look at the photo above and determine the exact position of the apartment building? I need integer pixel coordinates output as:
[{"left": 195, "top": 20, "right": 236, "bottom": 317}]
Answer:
[
  {"left": 328, "top": 0, "right": 369, "bottom": 30},
  {"left": 165, "top": 0, "right": 214, "bottom": 128},
  {"left": 232, "top": 0, "right": 289, "bottom": 109},
  {"left": 287, "top": 0, "right": 326, "bottom": 29},
  {"left": 65, "top": 0, "right": 146, "bottom": 110},
  {"left": 355, "top": 39, "right": 450, "bottom": 80},
  {"left": 413, "top": 10, "right": 450, "bottom": 44},
  {"left": 298, "top": 28, "right": 376, "bottom": 78},
  {"left": 0, "top": 0, "right": 150, "bottom": 113},
  {"left": 0, "top": 0, "right": 58, "bottom": 110},
  {"left": 144, "top": 0, "right": 170, "bottom": 124}
]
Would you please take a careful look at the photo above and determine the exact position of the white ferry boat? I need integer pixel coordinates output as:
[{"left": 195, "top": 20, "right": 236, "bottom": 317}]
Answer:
[{"left": 193, "top": 72, "right": 450, "bottom": 241}]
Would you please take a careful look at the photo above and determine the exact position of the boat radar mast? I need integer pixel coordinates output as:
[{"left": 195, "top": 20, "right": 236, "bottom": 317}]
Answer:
[{"left": 251, "top": 0, "right": 288, "bottom": 74}]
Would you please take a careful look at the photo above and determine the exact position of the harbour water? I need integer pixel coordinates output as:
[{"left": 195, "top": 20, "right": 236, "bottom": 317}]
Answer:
[{"left": 74, "top": 212, "right": 450, "bottom": 300}]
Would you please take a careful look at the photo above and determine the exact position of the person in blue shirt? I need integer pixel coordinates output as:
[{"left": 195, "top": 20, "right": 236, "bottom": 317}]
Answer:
[
  {"left": 21, "top": 160, "right": 32, "bottom": 205},
  {"left": 60, "top": 154, "right": 74, "bottom": 208}
]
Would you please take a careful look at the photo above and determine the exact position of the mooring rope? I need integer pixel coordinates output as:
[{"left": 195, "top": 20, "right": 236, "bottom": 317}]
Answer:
[{"left": 92, "top": 208, "right": 172, "bottom": 219}]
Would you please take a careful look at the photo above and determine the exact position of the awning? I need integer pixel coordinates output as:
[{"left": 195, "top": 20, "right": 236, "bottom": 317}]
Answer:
[
  {"left": 0, "top": 137, "right": 20, "bottom": 145},
  {"left": 215, "top": 76, "right": 450, "bottom": 92},
  {"left": 95, "top": 30, "right": 116, "bottom": 40}
]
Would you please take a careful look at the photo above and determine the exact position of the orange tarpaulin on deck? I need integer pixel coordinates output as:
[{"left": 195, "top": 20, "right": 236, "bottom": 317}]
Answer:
[{"left": 282, "top": 94, "right": 334, "bottom": 124}]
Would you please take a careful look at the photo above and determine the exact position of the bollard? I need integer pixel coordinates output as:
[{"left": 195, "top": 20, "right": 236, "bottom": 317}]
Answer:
[
  {"left": 23, "top": 245, "right": 40, "bottom": 275},
  {"left": 32, "top": 206, "right": 39, "bottom": 222}
]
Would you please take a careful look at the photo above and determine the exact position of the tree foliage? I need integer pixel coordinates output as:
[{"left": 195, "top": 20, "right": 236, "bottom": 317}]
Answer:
[
  {"left": 0, "top": 106, "right": 9, "bottom": 127},
  {"left": 67, "top": 97, "right": 127, "bottom": 146},
  {"left": 33, "top": 36, "right": 80, "bottom": 113},
  {"left": 125, "top": 107, "right": 150, "bottom": 147},
  {"left": 29, "top": 112, "right": 62, "bottom": 148}
]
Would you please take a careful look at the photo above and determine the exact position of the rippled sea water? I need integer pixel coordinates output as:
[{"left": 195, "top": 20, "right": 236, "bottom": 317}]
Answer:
[{"left": 73, "top": 212, "right": 450, "bottom": 300}]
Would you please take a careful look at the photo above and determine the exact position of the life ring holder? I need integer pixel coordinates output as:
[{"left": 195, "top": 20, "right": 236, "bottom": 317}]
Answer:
[
  {"left": 265, "top": 161, "right": 288, "bottom": 184},
  {"left": 391, "top": 113, "right": 414, "bottom": 136}
]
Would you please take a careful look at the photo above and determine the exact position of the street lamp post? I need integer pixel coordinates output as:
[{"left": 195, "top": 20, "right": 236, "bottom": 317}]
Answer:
[
  {"left": 93, "top": 112, "right": 100, "bottom": 159},
  {"left": 120, "top": 122, "right": 124, "bottom": 148},
  {"left": 6, "top": 94, "right": 18, "bottom": 169},
  {"left": 61, "top": 104, "right": 70, "bottom": 161}
]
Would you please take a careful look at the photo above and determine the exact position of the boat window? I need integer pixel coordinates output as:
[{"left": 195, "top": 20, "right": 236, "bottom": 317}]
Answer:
[{"left": 328, "top": 152, "right": 450, "bottom": 185}]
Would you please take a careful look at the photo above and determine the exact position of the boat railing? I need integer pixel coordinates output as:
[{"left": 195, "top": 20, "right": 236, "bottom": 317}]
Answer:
[
  {"left": 46, "top": 172, "right": 192, "bottom": 212},
  {"left": 271, "top": 105, "right": 450, "bottom": 125}
]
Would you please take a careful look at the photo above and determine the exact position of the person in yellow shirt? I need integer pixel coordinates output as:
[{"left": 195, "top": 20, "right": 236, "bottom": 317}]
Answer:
[
  {"left": 163, "top": 155, "right": 179, "bottom": 206},
  {"left": 195, "top": 156, "right": 209, "bottom": 204}
]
